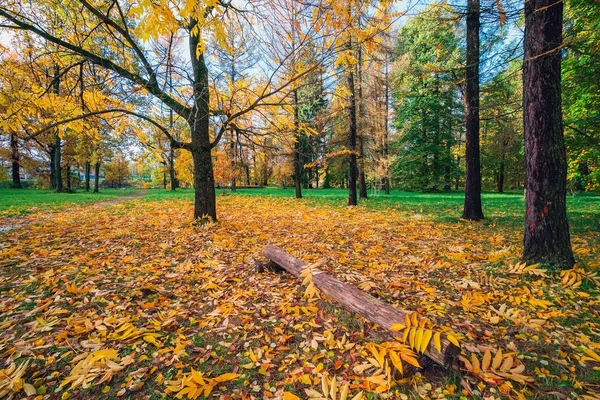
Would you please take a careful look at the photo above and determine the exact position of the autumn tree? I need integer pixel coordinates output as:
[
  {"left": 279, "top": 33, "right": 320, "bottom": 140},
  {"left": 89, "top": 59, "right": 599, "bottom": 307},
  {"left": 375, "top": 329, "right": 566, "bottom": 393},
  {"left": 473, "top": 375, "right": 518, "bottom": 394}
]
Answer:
[
  {"left": 522, "top": 0, "right": 574, "bottom": 268},
  {"left": 0, "top": 0, "right": 329, "bottom": 220}
]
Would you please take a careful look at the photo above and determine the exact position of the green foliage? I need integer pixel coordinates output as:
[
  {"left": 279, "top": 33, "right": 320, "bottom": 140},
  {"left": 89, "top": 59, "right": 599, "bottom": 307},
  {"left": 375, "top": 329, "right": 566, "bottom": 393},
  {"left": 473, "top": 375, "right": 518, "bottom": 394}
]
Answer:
[
  {"left": 391, "top": 3, "right": 463, "bottom": 191},
  {"left": 480, "top": 63, "right": 524, "bottom": 192},
  {"left": 563, "top": 0, "right": 600, "bottom": 191}
]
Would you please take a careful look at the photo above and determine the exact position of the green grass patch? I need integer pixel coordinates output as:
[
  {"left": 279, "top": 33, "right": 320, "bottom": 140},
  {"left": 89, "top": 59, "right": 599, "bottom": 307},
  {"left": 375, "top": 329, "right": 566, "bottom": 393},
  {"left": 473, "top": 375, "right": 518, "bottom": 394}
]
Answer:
[
  {"left": 142, "top": 187, "right": 600, "bottom": 234},
  {"left": 0, "top": 188, "right": 139, "bottom": 218}
]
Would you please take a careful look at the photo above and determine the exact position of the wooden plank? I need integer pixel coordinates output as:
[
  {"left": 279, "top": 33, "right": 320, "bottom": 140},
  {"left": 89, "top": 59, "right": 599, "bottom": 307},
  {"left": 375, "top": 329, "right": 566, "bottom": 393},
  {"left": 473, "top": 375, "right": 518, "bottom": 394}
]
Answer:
[{"left": 262, "top": 244, "right": 460, "bottom": 369}]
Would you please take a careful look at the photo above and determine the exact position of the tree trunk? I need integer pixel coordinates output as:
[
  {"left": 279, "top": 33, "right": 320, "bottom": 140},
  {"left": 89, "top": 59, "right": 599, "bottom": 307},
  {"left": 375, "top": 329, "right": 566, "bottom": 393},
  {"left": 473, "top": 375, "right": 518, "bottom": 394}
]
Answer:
[
  {"left": 523, "top": 0, "right": 574, "bottom": 268},
  {"left": 163, "top": 166, "right": 167, "bottom": 189},
  {"left": 94, "top": 162, "right": 100, "bottom": 193},
  {"left": 169, "top": 146, "right": 178, "bottom": 191},
  {"left": 10, "top": 133, "right": 22, "bottom": 189},
  {"left": 52, "top": 64, "right": 64, "bottom": 193},
  {"left": 262, "top": 245, "right": 461, "bottom": 370},
  {"left": 497, "top": 141, "right": 506, "bottom": 193},
  {"left": 383, "top": 57, "right": 391, "bottom": 195},
  {"left": 49, "top": 146, "right": 56, "bottom": 189},
  {"left": 85, "top": 162, "right": 91, "bottom": 191},
  {"left": 358, "top": 137, "right": 368, "bottom": 199},
  {"left": 462, "top": 0, "right": 484, "bottom": 220},
  {"left": 66, "top": 165, "right": 71, "bottom": 190},
  {"left": 357, "top": 44, "right": 367, "bottom": 199},
  {"left": 188, "top": 20, "right": 217, "bottom": 221},
  {"left": 293, "top": 90, "right": 302, "bottom": 199},
  {"left": 347, "top": 42, "right": 358, "bottom": 206},
  {"left": 54, "top": 133, "right": 63, "bottom": 192}
]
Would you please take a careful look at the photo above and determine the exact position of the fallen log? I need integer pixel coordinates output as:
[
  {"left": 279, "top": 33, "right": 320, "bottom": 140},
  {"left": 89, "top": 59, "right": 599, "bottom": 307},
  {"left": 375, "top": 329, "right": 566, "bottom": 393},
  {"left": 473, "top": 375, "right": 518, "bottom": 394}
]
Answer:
[{"left": 262, "top": 244, "right": 460, "bottom": 370}]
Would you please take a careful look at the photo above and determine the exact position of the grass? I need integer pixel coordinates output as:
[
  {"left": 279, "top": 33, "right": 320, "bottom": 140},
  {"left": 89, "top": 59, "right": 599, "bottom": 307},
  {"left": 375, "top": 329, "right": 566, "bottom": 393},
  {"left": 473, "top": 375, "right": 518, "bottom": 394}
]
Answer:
[
  {"left": 143, "top": 187, "right": 600, "bottom": 234},
  {"left": 2, "top": 186, "right": 598, "bottom": 233},
  {"left": 0, "top": 188, "right": 139, "bottom": 218}
]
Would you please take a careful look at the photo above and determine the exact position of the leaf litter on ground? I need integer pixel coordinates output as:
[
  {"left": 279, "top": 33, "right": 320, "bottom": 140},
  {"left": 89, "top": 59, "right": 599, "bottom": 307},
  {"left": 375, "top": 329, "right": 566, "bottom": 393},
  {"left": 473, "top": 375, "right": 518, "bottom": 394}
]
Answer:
[{"left": 0, "top": 194, "right": 599, "bottom": 399}]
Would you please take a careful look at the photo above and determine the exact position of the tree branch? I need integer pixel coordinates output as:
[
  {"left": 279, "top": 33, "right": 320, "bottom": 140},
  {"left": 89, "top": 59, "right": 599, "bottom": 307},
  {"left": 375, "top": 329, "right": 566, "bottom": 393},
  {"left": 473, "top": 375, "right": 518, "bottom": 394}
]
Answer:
[{"left": 22, "top": 108, "right": 191, "bottom": 150}]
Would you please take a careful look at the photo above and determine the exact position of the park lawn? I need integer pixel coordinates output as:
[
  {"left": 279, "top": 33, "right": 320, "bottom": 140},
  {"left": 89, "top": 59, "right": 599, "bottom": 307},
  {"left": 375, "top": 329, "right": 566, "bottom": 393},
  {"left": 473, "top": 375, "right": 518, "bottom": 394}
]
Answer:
[
  {"left": 0, "top": 188, "right": 139, "bottom": 219},
  {"left": 0, "top": 189, "right": 599, "bottom": 399},
  {"left": 146, "top": 187, "right": 600, "bottom": 233}
]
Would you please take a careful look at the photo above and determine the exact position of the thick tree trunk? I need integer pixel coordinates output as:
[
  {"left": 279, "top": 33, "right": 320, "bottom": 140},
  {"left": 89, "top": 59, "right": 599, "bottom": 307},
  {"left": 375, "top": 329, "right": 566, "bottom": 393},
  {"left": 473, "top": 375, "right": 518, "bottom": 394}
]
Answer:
[
  {"left": 347, "top": 43, "right": 358, "bottom": 206},
  {"left": 462, "top": 0, "right": 484, "bottom": 220},
  {"left": 191, "top": 145, "right": 217, "bottom": 221},
  {"left": 262, "top": 245, "right": 461, "bottom": 370},
  {"left": 293, "top": 90, "right": 302, "bottom": 199},
  {"left": 523, "top": 0, "right": 574, "bottom": 268},
  {"left": 94, "top": 162, "right": 100, "bottom": 193},
  {"left": 188, "top": 20, "right": 217, "bottom": 221},
  {"left": 10, "top": 133, "right": 22, "bottom": 188},
  {"left": 85, "top": 162, "right": 91, "bottom": 192}
]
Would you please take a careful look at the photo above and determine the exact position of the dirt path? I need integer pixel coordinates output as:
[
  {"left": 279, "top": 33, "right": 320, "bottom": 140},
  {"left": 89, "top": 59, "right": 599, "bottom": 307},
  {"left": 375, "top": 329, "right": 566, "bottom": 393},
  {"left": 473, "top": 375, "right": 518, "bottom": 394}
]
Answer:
[{"left": 0, "top": 190, "right": 148, "bottom": 233}]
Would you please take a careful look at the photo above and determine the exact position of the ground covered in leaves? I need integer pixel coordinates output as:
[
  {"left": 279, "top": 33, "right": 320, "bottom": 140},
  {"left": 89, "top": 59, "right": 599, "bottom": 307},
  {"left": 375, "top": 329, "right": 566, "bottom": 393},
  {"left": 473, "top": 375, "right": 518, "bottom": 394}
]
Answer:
[{"left": 1, "top": 192, "right": 599, "bottom": 399}]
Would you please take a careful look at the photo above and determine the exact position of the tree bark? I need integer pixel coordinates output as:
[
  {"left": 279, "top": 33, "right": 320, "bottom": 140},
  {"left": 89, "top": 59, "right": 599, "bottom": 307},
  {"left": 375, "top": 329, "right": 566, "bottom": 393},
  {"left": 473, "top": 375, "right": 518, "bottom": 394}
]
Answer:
[
  {"left": 85, "top": 161, "right": 91, "bottom": 191},
  {"left": 169, "top": 146, "right": 178, "bottom": 191},
  {"left": 462, "top": 0, "right": 484, "bottom": 220},
  {"left": 94, "top": 162, "right": 100, "bottom": 192},
  {"left": 10, "top": 133, "right": 22, "bottom": 188},
  {"left": 523, "top": 0, "right": 574, "bottom": 268},
  {"left": 262, "top": 245, "right": 461, "bottom": 369},
  {"left": 189, "top": 25, "right": 217, "bottom": 221}
]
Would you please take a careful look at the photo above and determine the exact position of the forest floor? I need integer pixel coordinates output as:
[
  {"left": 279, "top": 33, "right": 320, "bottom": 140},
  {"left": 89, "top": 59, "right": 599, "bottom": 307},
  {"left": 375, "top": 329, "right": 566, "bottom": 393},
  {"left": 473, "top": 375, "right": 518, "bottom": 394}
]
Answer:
[{"left": 0, "top": 189, "right": 599, "bottom": 399}]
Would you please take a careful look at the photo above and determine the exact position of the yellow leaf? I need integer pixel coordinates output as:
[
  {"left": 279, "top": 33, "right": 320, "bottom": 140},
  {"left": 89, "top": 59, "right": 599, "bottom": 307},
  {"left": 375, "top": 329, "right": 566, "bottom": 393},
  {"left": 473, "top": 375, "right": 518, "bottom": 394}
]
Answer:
[
  {"left": 351, "top": 392, "right": 364, "bottom": 400},
  {"left": 420, "top": 329, "right": 433, "bottom": 353},
  {"left": 415, "top": 328, "right": 424, "bottom": 352},
  {"left": 471, "top": 353, "right": 481, "bottom": 374},
  {"left": 283, "top": 392, "right": 301, "bottom": 400},
  {"left": 214, "top": 373, "right": 240, "bottom": 383},
  {"left": 390, "top": 323, "right": 406, "bottom": 331},
  {"left": 388, "top": 351, "right": 404, "bottom": 375},
  {"left": 583, "top": 348, "right": 600, "bottom": 362},
  {"left": 446, "top": 333, "right": 460, "bottom": 348},
  {"left": 433, "top": 332, "right": 442, "bottom": 353},
  {"left": 492, "top": 348, "right": 503, "bottom": 370},
  {"left": 340, "top": 382, "right": 349, "bottom": 400},
  {"left": 330, "top": 376, "right": 338, "bottom": 399},
  {"left": 23, "top": 383, "right": 37, "bottom": 396},
  {"left": 314, "top": 363, "right": 324, "bottom": 374},
  {"left": 482, "top": 349, "right": 492, "bottom": 370},
  {"left": 400, "top": 352, "right": 420, "bottom": 368}
]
